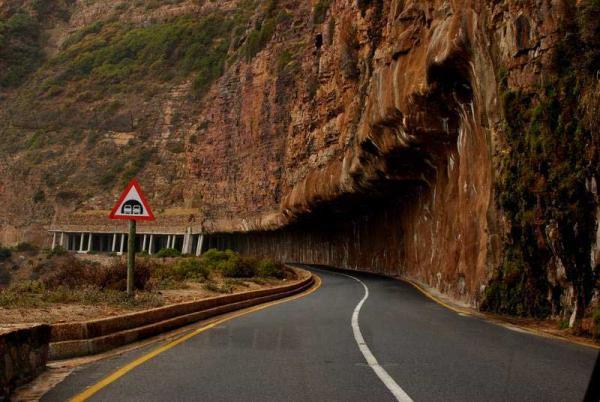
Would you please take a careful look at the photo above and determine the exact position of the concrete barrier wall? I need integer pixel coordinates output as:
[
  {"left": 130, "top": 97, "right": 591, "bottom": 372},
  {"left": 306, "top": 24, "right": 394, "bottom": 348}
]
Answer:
[
  {"left": 0, "top": 325, "right": 50, "bottom": 399},
  {"left": 50, "top": 270, "right": 313, "bottom": 360},
  {"left": 51, "top": 272, "right": 311, "bottom": 342}
]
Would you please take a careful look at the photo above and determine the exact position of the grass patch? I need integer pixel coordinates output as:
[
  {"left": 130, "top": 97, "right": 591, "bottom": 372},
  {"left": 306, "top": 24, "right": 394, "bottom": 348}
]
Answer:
[
  {"left": 203, "top": 281, "right": 233, "bottom": 294},
  {"left": 0, "top": 282, "right": 163, "bottom": 309}
]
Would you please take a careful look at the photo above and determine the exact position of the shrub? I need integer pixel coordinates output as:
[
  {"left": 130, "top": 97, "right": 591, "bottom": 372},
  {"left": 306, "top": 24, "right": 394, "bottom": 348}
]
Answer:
[
  {"left": 339, "top": 21, "right": 359, "bottom": 80},
  {"left": 256, "top": 258, "right": 285, "bottom": 278},
  {"left": 0, "top": 247, "right": 11, "bottom": 261},
  {"left": 593, "top": 307, "right": 600, "bottom": 340},
  {"left": 14, "top": 242, "right": 38, "bottom": 253},
  {"left": 242, "top": 7, "right": 289, "bottom": 61},
  {"left": 277, "top": 49, "right": 294, "bottom": 72},
  {"left": 39, "top": 256, "right": 154, "bottom": 291},
  {"left": 0, "top": 283, "right": 45, "bottom": 308},
  {"left": 198, "top": 249, "right": 284, "bottom": 278},
  {"left": 0, "top": 12, "right": 43, "bottom": 87},
  {"left": 46, "top": 245, "right": 67, "bottom": 258},
  {"left": 92, "top": 259, "right": 154, "bottom": 291},
  {"left": 121, "top": 148, "right": 154, "bottom": 182},
  {"left": 38, "top": 257, "right": 96, "bottom": 289},
  {"left": 9, "top": 279, "right": 45, "bottom": 293},
  {"left": 220, "top": 255, "right": 257, "bottom": 278},
  {"left": 33, "top": 189, "right": 45, "bottom": 203},
  {"left": 166, "top": 141, "right": 185, "bottom": 154},
  {"left": 313, "top": 0, "right": 331, "bottom": 24},
  {"left": 170, "top": 258, "right": 209, "bottom": 280},
  {"left": 155, "top": 248, "right": 181, "bottom": 258},
  {"left": 200, "top": 248, "right": 236, "bottom": 270},
  {"left": 0, "top": 266, "right": 11, "bottom": 286}
]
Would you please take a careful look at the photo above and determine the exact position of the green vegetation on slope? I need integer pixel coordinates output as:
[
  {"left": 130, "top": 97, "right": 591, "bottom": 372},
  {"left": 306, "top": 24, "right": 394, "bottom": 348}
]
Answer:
[
  {"left": 482, "top": 0, "right": 599, "bottom": 322},
  {"left": 312, "top": 0, "right": 331, "bottom": 24},
  {"left": 242, "top": 0, "right": 290, "bottom": 61},
  {"left": 0, "top": 0, "right": 286, "bottom": 209},
  {"left": 50, "top": 12, "right": 235, "bottom": 99},
  {"left": 0, "top": 12, "right": 43, "bottom": 87}
]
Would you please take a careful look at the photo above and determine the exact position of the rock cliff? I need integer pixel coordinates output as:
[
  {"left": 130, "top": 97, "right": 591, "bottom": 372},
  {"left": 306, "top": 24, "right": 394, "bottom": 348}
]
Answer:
[{"left": 0, "top": 0, "right": 598, "bottom": 322}]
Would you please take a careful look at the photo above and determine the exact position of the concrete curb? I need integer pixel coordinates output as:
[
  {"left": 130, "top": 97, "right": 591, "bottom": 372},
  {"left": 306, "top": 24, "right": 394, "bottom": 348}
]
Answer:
[{"left": 49, "top": 271, "right": 314, "bottom": 360}]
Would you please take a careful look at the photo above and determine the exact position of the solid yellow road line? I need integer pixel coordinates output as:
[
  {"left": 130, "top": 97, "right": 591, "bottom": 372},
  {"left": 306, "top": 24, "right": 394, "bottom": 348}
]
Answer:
[
  {"left": 401, "top": 279, "right": 468, "bottom": 315},
  {"left": 69, "top": 275, "right": 322, "bottom": 402},
  {"left": 402, "top": 278, "right": 600, "bottom": 350}
]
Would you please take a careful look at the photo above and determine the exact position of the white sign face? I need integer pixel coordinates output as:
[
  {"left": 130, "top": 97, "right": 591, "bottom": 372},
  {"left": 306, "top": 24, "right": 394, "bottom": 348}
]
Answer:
[{"left": 109, "top": 179, "right": 155, "bottom": 221}]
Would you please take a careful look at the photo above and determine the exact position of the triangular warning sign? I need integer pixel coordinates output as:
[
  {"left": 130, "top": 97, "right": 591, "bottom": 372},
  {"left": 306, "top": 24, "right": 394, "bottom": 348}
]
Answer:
[{"left": 109, "top": 179, "right": 155, "bottom": 221}]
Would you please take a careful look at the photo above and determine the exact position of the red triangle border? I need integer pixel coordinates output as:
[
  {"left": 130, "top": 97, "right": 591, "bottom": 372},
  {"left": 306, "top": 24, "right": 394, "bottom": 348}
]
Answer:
[{"left": 108, "top": 178, "right": 155, "bottom": 221}]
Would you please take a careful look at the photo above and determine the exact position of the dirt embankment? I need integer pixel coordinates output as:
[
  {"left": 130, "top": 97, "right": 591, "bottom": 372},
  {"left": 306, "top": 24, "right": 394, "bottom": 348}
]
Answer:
[{"left": 0, "top": 248, "right": 295, "bottom": 326}]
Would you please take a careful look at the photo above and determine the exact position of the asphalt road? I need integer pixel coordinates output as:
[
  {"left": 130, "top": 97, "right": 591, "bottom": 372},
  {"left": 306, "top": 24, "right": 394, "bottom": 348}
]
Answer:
[{"left": 43, "top": 266, "right": 599, "bottom": 402}]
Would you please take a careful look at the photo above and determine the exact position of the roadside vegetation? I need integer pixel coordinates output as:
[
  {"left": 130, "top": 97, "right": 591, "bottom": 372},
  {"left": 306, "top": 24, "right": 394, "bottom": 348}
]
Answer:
[
  {"left": 0, "top": 246, "right": 291, "bottom": 315},
  {"left": 482, "top": 0, "right": 599, "bottom": 334}
]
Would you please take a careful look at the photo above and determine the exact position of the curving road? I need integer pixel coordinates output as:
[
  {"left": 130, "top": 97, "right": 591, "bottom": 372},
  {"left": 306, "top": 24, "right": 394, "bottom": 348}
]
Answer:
[{"left": 43, "top": 266, "right": 598, "bottom": 402}]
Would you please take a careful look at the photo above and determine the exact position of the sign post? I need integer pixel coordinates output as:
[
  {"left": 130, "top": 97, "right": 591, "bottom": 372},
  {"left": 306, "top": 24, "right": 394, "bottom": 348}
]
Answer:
[
  {"left": 109, "top": 179, "right": 155, "bottom": 297},
  {"left": 127, "top": 220, "right": 136, "bottom": 296}
]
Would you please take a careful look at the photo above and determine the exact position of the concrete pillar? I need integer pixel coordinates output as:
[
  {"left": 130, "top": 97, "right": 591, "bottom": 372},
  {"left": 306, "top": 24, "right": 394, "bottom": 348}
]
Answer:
[
  {"left": 183, "top": 228, "right": 191, "bottom": 254},
  {"left": 112, "top": 233, "right": 117, "bottom": 252},
  {"left": 79, "top": 233, "right": 85, "bottom": 252},
  {"left": 149, "top": 234, "right": 154, "bottom": 255},
  {"left": 196, "top": 234, "right": 204, "bottom": 257},
  {"left": 166, "top": 235, "right": 171, "bottom": 249},
  {"left": 119, "top": 234, "right": 125, "bottom": 255},
  {"left": 87, "top": 233, "right": 92, "bottom": 253},
  {"left": 142, "top": 235, "right": 147, "bottom": 252},
  {"left": 184, "top": 235, "right": 189, "bottom": 254},
  {"left": 51, "top": 233, "right": 57, "bottom": 250},
  {"left": 59, "top": 232, "right": 64, "bottom": 248}
]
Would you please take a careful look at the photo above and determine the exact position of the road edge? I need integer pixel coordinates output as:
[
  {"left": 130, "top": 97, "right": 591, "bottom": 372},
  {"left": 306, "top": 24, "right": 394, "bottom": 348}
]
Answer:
[
  {"left": 66, "top": 274, "right": 322, "bottom": 402},
  {"left": 50, "top": 268, "right": 314, "bottom": 359},
  {"left": 300, "top": 264, "right": 600, "bottom": 351},
  {"left": 404, "top": 278, "right": 600, "bottom": 351}
]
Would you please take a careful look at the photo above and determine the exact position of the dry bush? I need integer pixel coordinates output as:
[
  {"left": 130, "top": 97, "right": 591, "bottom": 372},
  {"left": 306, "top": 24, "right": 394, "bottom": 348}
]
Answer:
[{"left": 37, "top": 255, "right": 154, "bottom": 291}]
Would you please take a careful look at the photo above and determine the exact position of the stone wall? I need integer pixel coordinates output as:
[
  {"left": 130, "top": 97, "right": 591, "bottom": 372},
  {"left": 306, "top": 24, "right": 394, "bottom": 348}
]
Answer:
[{"left": 0, "top": 325, "right": 50, "bottom": 399}]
